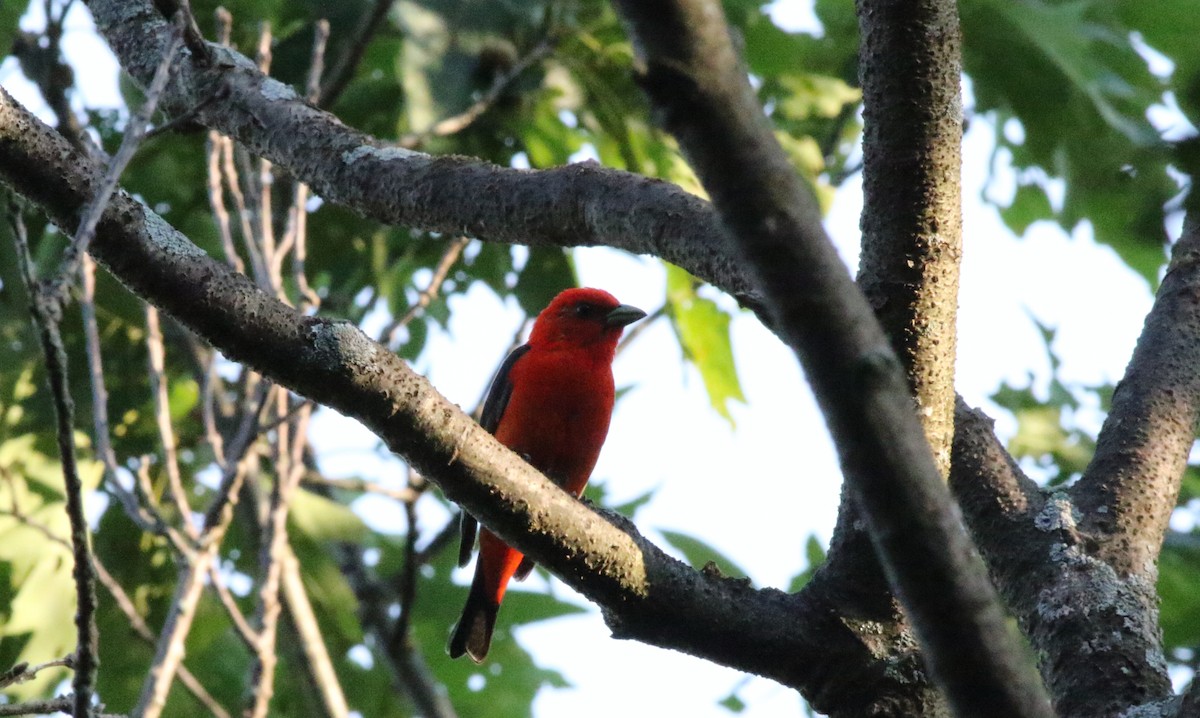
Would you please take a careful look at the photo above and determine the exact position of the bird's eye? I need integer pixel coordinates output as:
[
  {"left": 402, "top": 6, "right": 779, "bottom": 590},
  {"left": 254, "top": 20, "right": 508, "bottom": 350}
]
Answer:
[{"left": 574, "top": 303, "right": 595, "bottom": 318}]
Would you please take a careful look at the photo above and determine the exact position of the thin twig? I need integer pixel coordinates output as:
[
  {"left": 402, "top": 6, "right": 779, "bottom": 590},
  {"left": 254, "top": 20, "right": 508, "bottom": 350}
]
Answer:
[
  {"left": 135, "top": 541, "right": 228, "bottom": 718},
  {"left": 317, "top": 0, "right": 393, "bottom": 108},
  {"left": 10, "top": 12, "right": 93, "bottom": 156},
  {"left": 0, "top": 656, "right": 75, "bottom": 689},
  {"left": 413, "top": 513, "right": 462, "bottom": 566},
  {"left": 127, "top": 456, "right": 193, "bottom": 555},
  {"left": 207, "top": 562, "right": 259, "bottom": 650},
  {"left": 332, "top": 532, "right": 459, "bottom": 718},
  {"left": 388, "top": 469, "right": 421, "bottom": 655},
  {"left": 220, "top": 137, "right": 269, "bottom": 286},
  {"left": 275, "top": 20, "right": 328, "bottom": 311},
  {"left": 253, "top": 23, "right": 279, "bottom": 295},
  {"left": 381, "top": 237, "right": 469, "bottom": 347},
  {"left": 9, "top": 209, "right": 99, "bottom": 718},
  {"left": 91, "top": 559, "right": 230, "bottom": 718},
  {"left": 80, "top": 254, "right": 176, "bottom": 539},
  {"left": 398, "top": 37, "right": 556, "bottom": 149},
  {"left": 202, "top": 9, "right": 243, "bottom": 274},
  {"left": 280, "top": 546, "right": 349, "bottom": 718},
  {"left": 56, "top": 23, "right": 184, "bottom": 295},
  {"left": 244, "top": 394, "right": 306, "bottom": 718},
  {"left": 145, "top": 305, "right": 198, "bottom": 537},
  {"left": 300, "top": 475, "right": 417, "bottom": 503},
  {"left": 136, "top": 387, "right": 270, "bottom": 718},
  {"left": 0, "top": 696, "right": 69, "bottom": 717},
  {"left": 201, "top": 356, "right": 229, "bottom": 467},
  {"left": 206, "top": 133, "right": 245, "bottom": 273}
]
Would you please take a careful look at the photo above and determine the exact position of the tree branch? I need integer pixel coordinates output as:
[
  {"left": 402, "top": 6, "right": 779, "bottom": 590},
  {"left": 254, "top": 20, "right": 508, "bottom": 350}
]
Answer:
[
  {"left": 81, "top": 0, "right": 767, "bottom": 318},
  {"left": 9, "top": 209, "right": 100, "bottom": 718},
  {"left": 279, "top": 545, "right": 349, "bottom": 718},
  {"left": 607, "top": 1, "right": 1051, "bottom": 716},
  {"left": 1, "top": 82, "right": 874, "bottom": 696},
  {"left": 317, "top": 0, "right": 393, "bottom": 109},
  {"left": 792, "top": 0, "right": 970, "bottom": 712},
  {"left": 951, "top": 400, "right": 1173, "bottom": 717},
  {"left": 855, "top": 0, "right": 962, "bottom": 475},
  {"left": 1073, "top": 213, "right": 1200, "bottom": 577}
]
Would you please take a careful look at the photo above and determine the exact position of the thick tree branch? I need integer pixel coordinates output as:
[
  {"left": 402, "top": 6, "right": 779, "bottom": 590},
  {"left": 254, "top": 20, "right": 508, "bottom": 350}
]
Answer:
[
  {"left": 1073, "top": 213, "right": 1200, "bottom": 577},
  {"left": 951, "top": 401, "right": 1172, "bottom": 717},
  {"left": 608, "top": 2, "right": 1051, "bottom": 717},
  {"left": 81, "top": 0, "right": 766, "bottom": 319},
  {"left": 855, "top": 0, "right": 962, "bottom": 475},
  {"left": 0, "top": 82, "right": 873, "bottom": 697},
  {"left": 793, "top": 1, "right": 969, "bottom": 714}
]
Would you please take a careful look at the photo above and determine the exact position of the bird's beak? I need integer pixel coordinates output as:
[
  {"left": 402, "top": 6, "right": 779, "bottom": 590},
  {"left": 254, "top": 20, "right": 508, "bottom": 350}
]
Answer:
[{"left": 605, "top": 304, "right": 647, "bottom": 328}]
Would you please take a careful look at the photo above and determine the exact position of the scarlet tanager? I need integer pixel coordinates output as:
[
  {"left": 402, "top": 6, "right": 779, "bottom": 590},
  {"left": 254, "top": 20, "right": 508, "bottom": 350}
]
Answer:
[{"left": 448, "top": 287, "right": 645, "bottom": 662}]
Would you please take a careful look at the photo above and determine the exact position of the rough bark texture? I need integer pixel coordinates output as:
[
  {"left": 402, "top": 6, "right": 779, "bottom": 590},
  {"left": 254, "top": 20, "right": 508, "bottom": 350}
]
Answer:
[
  {"left": 948, "top": 217, "right": 1200, "bottom": 717},
  {"left": 0, "top": 83, "right": 902, "bottom": 699},
  {"left": 11, "top": 2, "right": 1194, "bottom": 716},
  {"left": 951, "top": 401, "right": 1175, "bottom": 718},
  {"left": 856, "top": 0, "right": 962, "bottom": 476},
  {"left": 609, "top": 2, "right": 1051, "bottom": 717},
  {"left": 1073, "top": 214, "right": 1200, "bottom": 580},
  {"left": 82, "top": 0, "right": 767, "bottom": 319}
]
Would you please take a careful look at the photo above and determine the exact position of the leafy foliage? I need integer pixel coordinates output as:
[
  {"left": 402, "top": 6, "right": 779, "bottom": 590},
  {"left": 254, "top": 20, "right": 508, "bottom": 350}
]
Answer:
[
  {"left": 961, "top": 0, "right": 1183, "bottom": 284},
  {"left": 1, "top": 0, "right": 1199, "bottom": 715}
]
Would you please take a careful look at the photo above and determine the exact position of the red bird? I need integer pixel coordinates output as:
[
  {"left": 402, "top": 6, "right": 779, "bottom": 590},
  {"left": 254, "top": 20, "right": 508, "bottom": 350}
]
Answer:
[{"left": 448, "top": 287, "right": 645, "bottom": 662}]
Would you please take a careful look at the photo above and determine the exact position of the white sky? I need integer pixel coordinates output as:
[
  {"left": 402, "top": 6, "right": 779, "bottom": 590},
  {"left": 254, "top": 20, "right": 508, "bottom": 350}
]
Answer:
[{"left": 0, "top": 1, "right": 1180, "bottom": 716}]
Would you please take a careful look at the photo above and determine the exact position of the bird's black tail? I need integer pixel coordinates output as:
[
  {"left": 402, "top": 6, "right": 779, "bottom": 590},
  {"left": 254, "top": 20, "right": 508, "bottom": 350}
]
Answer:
[{"left": 448, "top": 570, "right": 499, "bottom": 663}]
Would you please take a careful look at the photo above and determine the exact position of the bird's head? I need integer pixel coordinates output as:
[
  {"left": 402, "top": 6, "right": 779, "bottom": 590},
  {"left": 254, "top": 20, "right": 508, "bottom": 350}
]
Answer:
[{"left": 528, "top": 287, "right": 646, "bottom": 352}]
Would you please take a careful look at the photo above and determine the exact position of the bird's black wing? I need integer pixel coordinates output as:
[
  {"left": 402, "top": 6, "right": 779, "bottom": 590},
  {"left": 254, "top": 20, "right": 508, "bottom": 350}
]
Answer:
[{"left": 458, "top": 343, "right": 532, "bottom": 568}]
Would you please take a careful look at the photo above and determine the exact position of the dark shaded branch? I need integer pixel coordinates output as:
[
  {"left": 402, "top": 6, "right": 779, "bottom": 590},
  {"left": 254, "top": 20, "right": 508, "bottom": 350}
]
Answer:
[
  {"left": 1073, "top": 213, "right": 1200, "bottom": 577},
  {"left": 0, "top": 657, "right": 74, "bottom": 690},
  {"left": 797, "top": 1, "right": 969, "bottom": 714},
  {"left": 317, "top": 0, "right": 393, "bottom": 109},
  {"left": 151, "top": 0, "right": 212, "bottom": 66},
  {"left": 608, "top": 2, "right": 1051, "bottom": 717},
  {"left": 1182, "top": 676, "right": 1200, "bottom": 718},
  {"left": 0, "top": 695, "right": 121, "bottom": 718},
  {"left": 9, "top": 210, "right": 100, "bottom": 718},
  {"left": 2, "top": 83, "right": 869, "bottom": 696},
  {"left": 82, "top": 0, "right": 767, "bottom": 318},
  {"left": 57, "top": 22, "right": 182, "bottom": 289},
  {"left": 333, "top": 540, "right": 458, "bottom": 718}
]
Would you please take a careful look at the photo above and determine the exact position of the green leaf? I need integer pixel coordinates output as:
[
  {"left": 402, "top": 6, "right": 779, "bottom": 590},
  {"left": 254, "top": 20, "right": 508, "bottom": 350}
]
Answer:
[
  {"left": 1001, "top": 183, "right": 1054, "bottom": 236},
  {"left": 719, "top": 692, "right": 748, "bottom": 713},
  {"left": 1159, "top": 536, "right": 1200, "bottom": 650},
  {"left": 1116, "top": 0, "right": 1200, "bottom": 120},
  {"left": 289, "top": 487, "right": 370, "bottom": 543},
  {"left": 659, "top": 529, "right": 749, "bottom": 579},
  {"left": 665, "top": 263, "right": 746, "bottom": 424},
  {"left": 788, "top": 534, "right": 828, "bottom": 593},
  {"left": 513, "top": 247, "right": 576, "bottom": 316},
  {"left": 167, "top": 378, "right": 199, "bottom": 422},
  {"left": 963, "top": 0, "right": 1173, "bottom": 285},
  {"left": 608, "top": 487, "right": 657, "bottom": 519}
]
